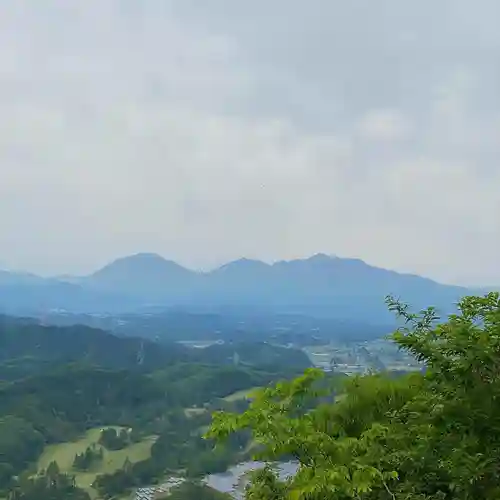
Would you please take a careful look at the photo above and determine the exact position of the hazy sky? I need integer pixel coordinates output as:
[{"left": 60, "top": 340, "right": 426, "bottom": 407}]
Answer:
[{"left": 1, "top": 1, "right": 499, "bottom": 284}]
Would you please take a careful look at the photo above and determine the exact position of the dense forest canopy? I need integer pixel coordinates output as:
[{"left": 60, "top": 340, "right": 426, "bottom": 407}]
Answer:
[
  {"left": 0, "top": 317, "right": 312, "bottom": 378},
  {"left": 208, "top": 293, "right": 500, "bottom": 499}
]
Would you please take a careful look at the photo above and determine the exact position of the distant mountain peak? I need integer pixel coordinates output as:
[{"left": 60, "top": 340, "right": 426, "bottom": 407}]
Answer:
[
  {"left": 92, "top": 253, "right": 187, "bottom": 274},
  {"left": 275, "top": 253, "right": 339, "bottom": 265},
  {"left": 112, "top": 252, "right": 169, "bottom": 265},
  {"left": 87, "top": 253, "right": 194, "bottom": 298},
  {"left": 307, "top": 253, "right": 334, "bottom": 262},
  {"left": 0, "top": 252, "right": 471, "bottom": 318},
  {"left": 307, "top": 254, "right": 375, "bottom": 270},
  {"left": 218, "top": 258, "right": 269, "bottom": 270}
]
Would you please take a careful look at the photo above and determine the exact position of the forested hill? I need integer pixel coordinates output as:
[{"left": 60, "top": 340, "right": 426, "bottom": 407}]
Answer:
[
  {"left": 0, "top": 315, "right": 312, "bottom": 380},
  {"left": 0, "top": 314, "right": 190, "bottom": 377},
  {"left": 0, "top": 315, "right": 313, "bottom": 499}
]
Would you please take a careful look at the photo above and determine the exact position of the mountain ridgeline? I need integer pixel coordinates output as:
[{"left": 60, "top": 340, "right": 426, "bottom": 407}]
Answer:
[
  {"left": 0, "top": 253, "right": 473, "bottom": 322},
  {"left": 0, "top": 315, "right": 311, "bottom": 380}
]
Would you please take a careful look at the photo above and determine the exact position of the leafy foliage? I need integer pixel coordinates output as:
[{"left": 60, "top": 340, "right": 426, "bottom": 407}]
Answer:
[{"left": 208, "top": 293, "right": 500, "bottom": 499}]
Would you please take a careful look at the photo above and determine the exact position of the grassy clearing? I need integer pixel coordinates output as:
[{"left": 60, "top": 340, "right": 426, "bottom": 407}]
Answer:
[
  {"left": 37, "top": 426, "right": 156, "bottom": 499},
  {"left": 223, "top": 386, "right": 262, "bottom": 402}
]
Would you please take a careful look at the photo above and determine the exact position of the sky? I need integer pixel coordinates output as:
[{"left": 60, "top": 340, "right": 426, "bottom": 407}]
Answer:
[{"left": 0, "top": 1, "right": 499, "bottom": 285}]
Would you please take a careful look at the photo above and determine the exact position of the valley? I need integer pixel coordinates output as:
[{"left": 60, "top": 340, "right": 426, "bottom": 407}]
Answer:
[
  {"left": 0, "top": 295, "right": 426, "bottom": 500},
  {"left": 0, "top": 316, "right": 315, "bottom": 499},
  {"left": 0, "top": 255, "right": 495, "bottom": 500}
]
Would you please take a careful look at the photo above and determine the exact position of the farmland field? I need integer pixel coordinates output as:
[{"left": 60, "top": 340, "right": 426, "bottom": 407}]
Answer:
[{"left": 37, "top": 426, "right": 156, "bottom": 499}]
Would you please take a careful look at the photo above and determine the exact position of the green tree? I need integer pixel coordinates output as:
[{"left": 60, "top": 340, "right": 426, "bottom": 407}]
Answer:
[
  {"left": 0, "top": 416, "right": 45, "bottom": 488},
  {"left": 99, "top": 427, "right": 130, "bottom": 450},
  {"left": 8, "top": 467, "right": 89, "bottom": 500},
  {"left": 73, "top": 445, "right": 104, "bottom": 471},
  {"left": 207, "top": 293, "right": 500, "bottom": 499}
]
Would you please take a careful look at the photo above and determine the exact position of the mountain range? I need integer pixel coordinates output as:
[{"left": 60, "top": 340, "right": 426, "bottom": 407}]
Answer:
[{"left": 0, "top": 253, "right": 492, "bottom": 322}]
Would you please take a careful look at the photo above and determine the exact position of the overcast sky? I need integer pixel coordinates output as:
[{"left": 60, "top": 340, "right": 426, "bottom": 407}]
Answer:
[{"left": 1, "top": 1, "right": 499, "bottom": 284}]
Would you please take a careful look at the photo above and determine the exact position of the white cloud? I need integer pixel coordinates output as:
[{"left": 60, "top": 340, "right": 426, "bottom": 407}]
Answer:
[
  {"left": 0, "top": 0, "right": 499, "bottom": 286},
  {"left": 358, "top": 109, "right": 411, "bottom": 142}
]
